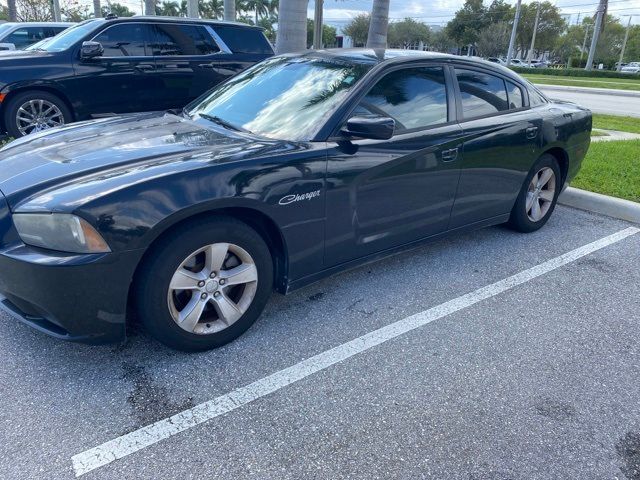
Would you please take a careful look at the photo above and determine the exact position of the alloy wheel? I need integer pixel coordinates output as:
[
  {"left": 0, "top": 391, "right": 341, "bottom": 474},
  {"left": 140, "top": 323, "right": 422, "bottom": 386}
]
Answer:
[
  {"left": 167, "top": 243, "right": 258, "bottom": 335},
  {"left": 15, "top": 99, "right": 65, "bottom": 136},
  {"left": 526, "top": 166, "right": 556, "bottom": 222}
]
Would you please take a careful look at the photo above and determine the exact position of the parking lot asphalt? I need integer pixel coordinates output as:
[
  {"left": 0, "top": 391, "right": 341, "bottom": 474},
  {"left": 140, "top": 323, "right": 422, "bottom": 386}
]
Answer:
[{"left": 1, "top": 206, "right": 639, "bottom": 480}]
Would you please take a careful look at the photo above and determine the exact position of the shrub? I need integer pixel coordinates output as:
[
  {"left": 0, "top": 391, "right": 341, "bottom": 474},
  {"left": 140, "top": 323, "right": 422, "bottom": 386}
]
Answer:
[{"left": 509, "top": 67, "right": 640, "bottom": 79}]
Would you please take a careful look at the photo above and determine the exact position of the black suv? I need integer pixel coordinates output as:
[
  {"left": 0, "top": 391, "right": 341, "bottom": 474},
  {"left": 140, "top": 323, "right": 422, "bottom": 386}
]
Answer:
[{"left": 0, "top": 17, "right": 273, "bottom": 137}]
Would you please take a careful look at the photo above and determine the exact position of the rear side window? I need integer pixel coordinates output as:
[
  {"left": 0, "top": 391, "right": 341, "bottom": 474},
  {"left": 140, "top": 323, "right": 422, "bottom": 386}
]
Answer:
[
  {"left": 93, "top": 24, "right": 151, "bottom": 56},
  {"left": 456, "top": 68, "right": 508, "bottom": 118},
  {"left": 152, "top": 24, "right": 220, "bottom": 56},
  {"left": 528, "top": 86, "right": 548, "bottom": 106},
  {"left": 506, "top": 81, "right": 524, "bottom": 109},
  {"left": 213, "top": 26, "right": 273, "bottom": 54},
  {"left": 355, "top": 67, "right": 448, "bottom": 132}
]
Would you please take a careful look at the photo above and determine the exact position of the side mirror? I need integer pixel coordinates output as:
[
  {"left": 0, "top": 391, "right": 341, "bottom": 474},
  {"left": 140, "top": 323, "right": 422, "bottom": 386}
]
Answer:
[
  {"left": 342, "top": 115, "right": 395, "bottom": 140},
  {"left": 80, "top": 41, "right": 103, "bottom": 59},
  {"left": 0, "top": 42, "right": 16, "bottom": 51}
]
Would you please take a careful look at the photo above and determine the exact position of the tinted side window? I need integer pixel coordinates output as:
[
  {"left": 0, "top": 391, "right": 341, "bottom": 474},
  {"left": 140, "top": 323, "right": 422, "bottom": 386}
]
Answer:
[
  {"left": 356, "top": 67, "right": 448, "bottom": 132},
  {"left": 529, "top": 86, "right": 548, "bottom": 106},
  {"left": 213, "top": 26, "right": 273, "bottom": 54},
  {"left": 152, "top": 24, "right": 220, "bottom": 56},
  {"left": 506, "top": 81, "right": 524, "bottom": 109},
  {"left": 456, "top": 69, "right": 508, "bottom": 118},
  {"left": 7, "top": 27, "right": 47, "bottom": 48},
  {"left": 93, "top": 24, "right": 150, "bottom": 57}
]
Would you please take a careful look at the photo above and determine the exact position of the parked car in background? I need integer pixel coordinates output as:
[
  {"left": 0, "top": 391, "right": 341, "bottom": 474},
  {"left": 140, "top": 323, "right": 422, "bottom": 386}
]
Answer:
[
  {"left": 0, "top": 22, "right": 72, "bottom": 51},
  {"left": 486, "top": 57, "right": 506, "bottom": 66},
  {"left": 621, "top": 62, "right": 640, "bottom": 74},
  {"left": 509, "top": 58, "right": 532, "bottom": 68},
  {"left": 0, "top": 50, "right": 592, "bottom": 351},
  {"left": 0, "top": 16, "right": 273, "bottom": 137}
]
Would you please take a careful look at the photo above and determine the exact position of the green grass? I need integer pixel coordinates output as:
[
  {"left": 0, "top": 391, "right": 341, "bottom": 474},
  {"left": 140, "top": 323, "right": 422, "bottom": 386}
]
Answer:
[
  {"left": 523, "top": 73, "right": 640, "bottom": 91},
  {"left": 592, "top": 114, "right": 640, "bottom": 134},
  {"left": 572, "top": 140, "right": 640, "bottom": 202}
]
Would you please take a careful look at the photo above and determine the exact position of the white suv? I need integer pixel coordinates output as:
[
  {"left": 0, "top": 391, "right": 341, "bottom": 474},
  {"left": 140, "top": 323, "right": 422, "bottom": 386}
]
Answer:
[
  {"left": 0, "top": 22, "right": 72, "bottom": 51},
  {"left": 621, "top": 62, "right": 640, "bottom": 74}
]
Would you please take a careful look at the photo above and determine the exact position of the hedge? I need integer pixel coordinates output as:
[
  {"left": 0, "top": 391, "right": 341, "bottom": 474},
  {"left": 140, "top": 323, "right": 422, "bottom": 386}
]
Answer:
[{"left": 509, "top": 67, "right": 640, "bottom": 79}]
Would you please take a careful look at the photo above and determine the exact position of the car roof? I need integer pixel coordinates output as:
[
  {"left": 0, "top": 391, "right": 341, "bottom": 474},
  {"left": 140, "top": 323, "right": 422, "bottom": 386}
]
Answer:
[
  {"left": 293, "top": 48, "right": 527, "bottom": 84},
  {"left": 107, "top": 16, "right": 264, "bottom": 30},
  {"left": 0, "top": 22, "right": 74, "bottom": 27}
]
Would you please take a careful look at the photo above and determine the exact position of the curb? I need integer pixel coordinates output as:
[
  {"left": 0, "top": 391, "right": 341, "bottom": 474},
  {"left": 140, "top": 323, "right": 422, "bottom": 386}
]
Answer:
[
  {"left": 537, "top": 84, "right": 640, "bottom": 98},
  {"left": 559, "top": 187, "right": 640, "bottom": 224}
]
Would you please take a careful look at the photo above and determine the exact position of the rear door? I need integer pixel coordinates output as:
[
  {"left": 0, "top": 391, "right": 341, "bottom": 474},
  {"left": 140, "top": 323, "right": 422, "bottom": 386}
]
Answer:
[
  {"left": 324, "top": 65, "right": 463, "bottom": 267},
  {"left": 449, "top": 67, "right": 543, "bottom": 228},
  {"left": 72, "top": 22, "right": 158, "bottom": 114}
]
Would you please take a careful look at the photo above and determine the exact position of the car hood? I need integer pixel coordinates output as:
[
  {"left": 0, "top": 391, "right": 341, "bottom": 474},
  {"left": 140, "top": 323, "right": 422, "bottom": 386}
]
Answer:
[
  {"left": 0, "top": 49, "right": 51, "bottom": 61},
  {"left": 0, "top": 112, "right": 288, "bottom": 207}
]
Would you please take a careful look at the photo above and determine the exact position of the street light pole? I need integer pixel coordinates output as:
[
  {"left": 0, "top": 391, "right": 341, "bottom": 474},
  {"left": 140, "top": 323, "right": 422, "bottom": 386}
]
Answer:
[
  {"left": 580, "top": 23, "right": 591, "bottom": 62},
  {"left": 617, "top": 16, "right": 633, "bottom": 72},
  {"left": 585, "top": 0, "right": 606, "bottom": 71},
  {"left": 51, "top": 0, "right": 61, "bottom": 20},
  {"left": 527, "top": 2, "right": 541, "bottom": 67},
  {"left": 313, "top": 0, "right": 323, "bottom": 49},
  {"left": 506, "top": 0, "right": 522, "bottom": 66},
  {"left": 187, "top": 0, "right": 198, "bottom": 18}
]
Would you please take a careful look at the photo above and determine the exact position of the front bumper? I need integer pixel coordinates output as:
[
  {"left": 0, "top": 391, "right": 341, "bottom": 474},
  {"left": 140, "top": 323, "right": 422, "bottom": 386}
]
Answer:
[{"left": 0, "top": 244, "right": 144, "bottom": 344}]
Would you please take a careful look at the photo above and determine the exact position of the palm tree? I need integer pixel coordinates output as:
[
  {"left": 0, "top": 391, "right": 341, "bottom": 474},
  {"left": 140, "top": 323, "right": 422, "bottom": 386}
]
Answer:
[
  {"left": 224, "top": 0, "right": 235, "bottom": 20},
  {"left": 200, "top": 0, "right": 223, "bottom": 18},
  {"left": 274, "top": 0, "right": 306, "bottom": 53},
  {"left": 8, "top": 0, "right": 17, "bottom": 21},
  {"left": 366, "top": 0, "right": 390, "bottom": 48},
  {"left": 245, "top": 0, "right": 269, "bottom": 25}
]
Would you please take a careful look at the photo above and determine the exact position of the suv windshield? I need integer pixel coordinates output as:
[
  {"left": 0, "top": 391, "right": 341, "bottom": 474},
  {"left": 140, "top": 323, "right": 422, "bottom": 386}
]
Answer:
[
  {"left": 40, "top": 20, "right": 102, "bottom": 52},
  {"left": 187, "top": 56, "right": 372, "bottom": 141}
]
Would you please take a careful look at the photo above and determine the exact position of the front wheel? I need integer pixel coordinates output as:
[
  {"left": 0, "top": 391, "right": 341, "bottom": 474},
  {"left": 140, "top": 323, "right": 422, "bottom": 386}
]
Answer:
[
  {"left": 3, "top": 91, "right": 72, "bottom": 138},
  {"left": 507, "top": 154, "right": 561, "bottom": 233},
  {"left": 135, "top": 217, "right": 273, "bottom": 351}
]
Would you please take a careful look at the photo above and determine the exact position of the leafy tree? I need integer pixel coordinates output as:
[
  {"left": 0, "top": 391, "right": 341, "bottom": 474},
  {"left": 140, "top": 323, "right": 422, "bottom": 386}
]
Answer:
[
  {"left": 101, "top": 2, "right": 134, "bottom": 17},
  {"left": 258, "top": 15, "right": 277, "bottom": 42},
  {"left": 387, "top": 18, "right": 430, "bottom": 48},
  {"left": 516, "top": 1, "right": 565, "bottom": 59},
  {"left": 476, "top": 21, "right": 510, "bottom": 57},
  {"left": 445, "top": 0, "right": 487, "bottom": 47},
  {"left": 306, "top": 19, "right": 337, "bottom": 48},
  {"left": 485, "top": 0, "right": 512, "bottom": 23},
  {"left": 430, "top": 28, "right": 457, "bottom": 53},
  {"left": 0, "top": 4, "right": 8, "bottom": 20},
  {"left": 16, "top": 0, "right": 51, "bottom": 21},
  {"left": 343, "top": 13, "right": 370, "bottom": 47},
  {"left": 624, "top": 25, "right": 640, "bottom": 62},
  {"left": 200, "top": 0, "right": 224, "bottom": 19},
  {"left": 61, "top": 0, "right": 92, "bottom": 21},
  {"left": 156, "top": 0, "right": 186, "bottom": 16}
]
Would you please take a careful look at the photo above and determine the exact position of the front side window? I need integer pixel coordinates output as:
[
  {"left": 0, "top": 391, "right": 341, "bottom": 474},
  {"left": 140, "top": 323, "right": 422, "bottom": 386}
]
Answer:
[
  {"left": 152, "top": 24, "right": 220, "bottom": 56},
  {"left": 93, "top": 24, "right": 151, "bottom": 57},
  {"left": 6, "top": 27, "right": 47, "bottom": 48},
  {"left": 354, "top": 67, "right": 448, "bottom": 132},
  {"left": 456, "top": 69, "right": 509, "bottom": 118},
  {"left": 188, "top": 56, "right": 372, "bottom": 141}
]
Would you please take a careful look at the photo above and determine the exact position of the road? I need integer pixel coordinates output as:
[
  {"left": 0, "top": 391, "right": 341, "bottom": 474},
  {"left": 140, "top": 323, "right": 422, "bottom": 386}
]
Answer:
[
  {"left": 1, "top": 206, "right": 639, "bottom": 479},
  {"left": 539, "top": 86, "right": 640, "bottom": 117}
]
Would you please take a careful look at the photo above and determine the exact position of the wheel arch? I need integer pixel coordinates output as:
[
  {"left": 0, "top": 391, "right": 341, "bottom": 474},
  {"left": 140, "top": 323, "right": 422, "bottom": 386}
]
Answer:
[
  {"left": 0, "top": 85, "right": 75, "bottom": 131},
  {"left": 541, "top": 146, "right": 569, "bottom": 187},
  {"left": 127, "top": 206, "right": 289, "bottom": 326}
]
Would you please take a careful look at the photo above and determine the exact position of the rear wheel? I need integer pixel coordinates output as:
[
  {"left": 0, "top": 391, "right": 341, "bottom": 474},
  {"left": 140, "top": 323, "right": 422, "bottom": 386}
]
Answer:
[
  {"left": 3, "top": 91, "right": 72, "bottom": 138},
  {"left": 507, "top": 154, "right": 561, "bottom": 233},
  {"left": 135, "top": 217, "right": 273, "bottom": 351}
]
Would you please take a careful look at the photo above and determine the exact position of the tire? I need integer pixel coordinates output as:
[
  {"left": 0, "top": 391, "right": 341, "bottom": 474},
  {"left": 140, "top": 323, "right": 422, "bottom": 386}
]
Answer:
[
  {"left": 3, "top": 91, "right": 72, "bottom": 138},
  {"left": 507, "top": 154, "right": 561, "bottom": 233},
  {"left": 135, "top": 216, "right": 273, "bottom": 352}
]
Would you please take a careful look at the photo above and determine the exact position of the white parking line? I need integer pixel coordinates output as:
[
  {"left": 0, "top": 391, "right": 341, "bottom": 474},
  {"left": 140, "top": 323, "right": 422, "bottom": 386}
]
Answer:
[{"left": 71, "top": 226, "right": 640, "bottom": 477}]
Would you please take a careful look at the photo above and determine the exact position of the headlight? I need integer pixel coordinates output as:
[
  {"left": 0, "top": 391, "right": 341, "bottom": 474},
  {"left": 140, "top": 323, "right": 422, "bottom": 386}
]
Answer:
[{"left": 13, "top": 213, "right": 111, "bottom": 253}]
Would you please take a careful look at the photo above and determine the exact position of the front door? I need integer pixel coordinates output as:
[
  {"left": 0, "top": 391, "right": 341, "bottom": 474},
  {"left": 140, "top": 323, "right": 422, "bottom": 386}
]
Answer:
[
  {"left": 72, "top": 22, "right": 158, "bottom": 115},
  {"left": 324, "top": 65, "right": 462, "bottom": 267}
]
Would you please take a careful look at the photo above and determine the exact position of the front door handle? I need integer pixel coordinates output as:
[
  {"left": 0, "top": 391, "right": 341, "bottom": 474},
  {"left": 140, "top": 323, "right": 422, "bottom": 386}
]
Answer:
[
  {"left": 526, "top": 126, "right": 539, "bottom": 139},
  {"left": 442, "top": 147, "right": 459, "bottom": 162},
  {"left": 134, "top": 64, "right": 154, "bottom": 73},
  {"left": 198, "top": 63, "right": 215, "bottom": 69}
]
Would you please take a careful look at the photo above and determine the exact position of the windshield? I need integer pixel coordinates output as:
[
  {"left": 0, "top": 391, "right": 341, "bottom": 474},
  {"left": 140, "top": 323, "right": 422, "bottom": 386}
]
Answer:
[
  {"left": 187, "top": 56, "right": 372, "bottom": 141},
  {"left": 0, "top": 24, "right": 14, "bottom": 38},
  {"left": 41, "top": 20, "right": 102, "bottom": 52}
]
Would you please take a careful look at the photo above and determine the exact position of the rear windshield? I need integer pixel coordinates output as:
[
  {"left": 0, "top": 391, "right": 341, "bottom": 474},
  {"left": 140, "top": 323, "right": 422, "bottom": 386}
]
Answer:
[{"left": 213, "top": 26, "right": 273, "bottom": 55}]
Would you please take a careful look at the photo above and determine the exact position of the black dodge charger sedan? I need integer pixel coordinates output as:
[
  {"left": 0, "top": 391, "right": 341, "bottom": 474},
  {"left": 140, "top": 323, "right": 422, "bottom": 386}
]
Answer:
[
  {"left": 0, "top": 50, "right": 591, "bottom": 351},
  {"left": 0, "top": 16, "right": 273, "bottom": 138}
]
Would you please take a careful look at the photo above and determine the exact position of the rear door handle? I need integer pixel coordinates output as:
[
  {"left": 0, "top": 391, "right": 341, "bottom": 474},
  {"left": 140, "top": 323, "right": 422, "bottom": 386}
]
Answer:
[
  {"left": 526, "top": 126, "right": 539, "bottom": 139},
  {"left": 442, "top": 147, "right": 458, "bottom": 162}
]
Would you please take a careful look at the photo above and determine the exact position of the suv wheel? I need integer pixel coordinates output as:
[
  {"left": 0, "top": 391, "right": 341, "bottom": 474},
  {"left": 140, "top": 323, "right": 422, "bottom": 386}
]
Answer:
[
  {"left": 135, "top": 217, "right": 274, "bottom": 352},
  {"left": 3, "top": 91, "right": 72, "bottom": 138}
]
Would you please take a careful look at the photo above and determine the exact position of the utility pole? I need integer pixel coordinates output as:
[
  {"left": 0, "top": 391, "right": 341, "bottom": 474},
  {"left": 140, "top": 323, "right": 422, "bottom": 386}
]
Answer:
[
  {"left": 93, "top": 0, "right": 101, "bottom": 17},
  {"left": 617, "top": 16, "right": 633, "bottom": 71},
  {"left": 187, "top": 0, "right": 198, "bottom": 18},
  {"left": 580, "top": 23, "right": 591, "bottom": 61},
  {"left": 223, "top": 0, "right": 235, "bottom": 20},
  {"left": 51, "top": 0, "right": 61, "bottom": 20},
  {"left": 313, "top": 0, "right": 323, "bottom": 49},
  {"left": 527, "top": 2, "right": 541, "bottom": 67},
  {"left": 585, "top": 0, "right": 606, "bottom": 71},
  {"left": 506, "top": 0, "right": 522, "bottom": 66},
  {"left": 144, "top": 0, "right": 155, "bottom": 15},
  {"left": 8, "top": 0, "right": 17, "bottom": 21}
]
